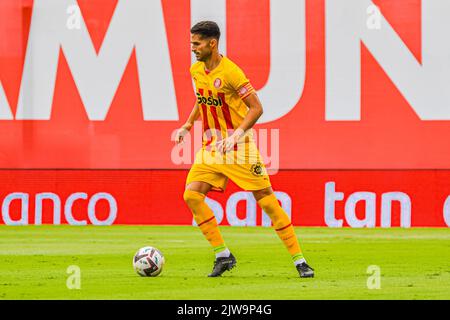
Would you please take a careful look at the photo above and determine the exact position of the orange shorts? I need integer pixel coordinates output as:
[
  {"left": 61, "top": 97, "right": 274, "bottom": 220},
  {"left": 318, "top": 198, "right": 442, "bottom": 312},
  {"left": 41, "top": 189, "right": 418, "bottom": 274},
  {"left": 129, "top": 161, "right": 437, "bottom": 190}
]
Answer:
[{"left": 186, "top": 143, "right": 272, "bottom": 192}]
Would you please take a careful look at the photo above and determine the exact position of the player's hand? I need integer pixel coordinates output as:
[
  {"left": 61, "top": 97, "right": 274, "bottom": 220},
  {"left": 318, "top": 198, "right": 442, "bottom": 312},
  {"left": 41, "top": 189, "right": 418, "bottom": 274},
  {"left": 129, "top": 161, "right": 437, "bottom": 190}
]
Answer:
[
  {"left": 174, "top": 126, "right": 190, "bottom": 145},
  {"left": 216, "top": 136, "right": 236, "bottom": 154}
]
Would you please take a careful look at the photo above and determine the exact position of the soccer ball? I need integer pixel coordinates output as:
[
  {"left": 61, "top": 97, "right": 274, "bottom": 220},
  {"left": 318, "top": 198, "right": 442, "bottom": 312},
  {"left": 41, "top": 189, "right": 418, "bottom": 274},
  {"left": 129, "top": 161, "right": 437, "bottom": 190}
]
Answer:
[{"left": 133, "top": 246, "right": 165, "bottom": 277}]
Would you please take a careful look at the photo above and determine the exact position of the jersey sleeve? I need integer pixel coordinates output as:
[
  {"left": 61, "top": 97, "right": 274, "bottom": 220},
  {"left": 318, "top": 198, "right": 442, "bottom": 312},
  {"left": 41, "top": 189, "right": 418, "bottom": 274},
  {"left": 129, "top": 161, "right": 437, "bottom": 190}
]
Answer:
[
  {"left": 189, "top": 63, "right": 196, "bottom": 77},
  {"left": 228, "top": 66, "right": 256, "bottom": 100}
]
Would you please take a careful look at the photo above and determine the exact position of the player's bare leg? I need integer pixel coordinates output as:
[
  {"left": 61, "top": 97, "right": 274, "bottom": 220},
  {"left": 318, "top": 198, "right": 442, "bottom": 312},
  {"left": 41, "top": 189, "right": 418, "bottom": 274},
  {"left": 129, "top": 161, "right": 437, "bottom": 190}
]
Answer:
[
  {"left": 253, "top": 187, "right": 314, "bottom": 278},
  {"left": 183, "top": 181, "right": 236, "bottom": 277}
]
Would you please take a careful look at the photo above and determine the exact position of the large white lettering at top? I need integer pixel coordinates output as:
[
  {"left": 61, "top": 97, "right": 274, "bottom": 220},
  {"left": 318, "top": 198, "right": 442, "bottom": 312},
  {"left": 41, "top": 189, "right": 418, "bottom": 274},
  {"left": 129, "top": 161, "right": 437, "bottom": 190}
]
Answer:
[
  {"left": 14, "top": 0, "right": 177, "bottom": 121},
  {"left": 2, "top": 1, "right": 450, "bottom": 122},
  {"left": 326, "top": 0, "right": 450, "bottom": 120}
]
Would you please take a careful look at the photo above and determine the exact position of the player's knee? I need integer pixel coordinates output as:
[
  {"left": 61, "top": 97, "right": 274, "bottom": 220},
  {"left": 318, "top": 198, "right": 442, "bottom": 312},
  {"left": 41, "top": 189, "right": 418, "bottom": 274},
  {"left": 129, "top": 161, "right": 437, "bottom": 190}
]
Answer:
[
  {"left": 183, "top": 189, "right": 205, "bottom": 208},
  {"left": 252, "top": 187, "right": 274, "bottom": 202}
]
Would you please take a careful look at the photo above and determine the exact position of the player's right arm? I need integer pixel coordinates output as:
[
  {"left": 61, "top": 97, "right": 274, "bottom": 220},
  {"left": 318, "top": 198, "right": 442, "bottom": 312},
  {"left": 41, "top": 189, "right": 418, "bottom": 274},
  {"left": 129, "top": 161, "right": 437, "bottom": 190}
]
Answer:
[{"left": 175, "top": 103, "right": 200, "bottom": 145}]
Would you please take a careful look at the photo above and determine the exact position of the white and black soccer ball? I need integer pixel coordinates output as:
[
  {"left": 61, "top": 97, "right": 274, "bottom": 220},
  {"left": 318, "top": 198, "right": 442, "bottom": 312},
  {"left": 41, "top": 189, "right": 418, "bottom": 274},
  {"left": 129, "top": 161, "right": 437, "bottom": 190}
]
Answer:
[{"left": 133, "top": 246, "right": 165, "bottom": 277}]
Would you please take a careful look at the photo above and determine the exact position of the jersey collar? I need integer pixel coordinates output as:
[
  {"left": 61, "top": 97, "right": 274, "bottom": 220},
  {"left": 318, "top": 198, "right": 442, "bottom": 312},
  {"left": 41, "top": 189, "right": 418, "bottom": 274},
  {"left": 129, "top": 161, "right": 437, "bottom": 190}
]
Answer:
[{"left": 204, "top": 55, "right": 225, "bottom": 75}]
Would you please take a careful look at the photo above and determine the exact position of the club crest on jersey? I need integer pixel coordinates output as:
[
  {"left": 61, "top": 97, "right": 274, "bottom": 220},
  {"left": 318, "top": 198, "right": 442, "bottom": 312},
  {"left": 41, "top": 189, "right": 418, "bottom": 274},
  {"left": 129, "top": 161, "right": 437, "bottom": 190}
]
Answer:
[
  {"left": 214, "top": 78, "right": 222, "bottom": 88},
  {"left": 250, "top": 162, "right": 265, "bottom": 177}
]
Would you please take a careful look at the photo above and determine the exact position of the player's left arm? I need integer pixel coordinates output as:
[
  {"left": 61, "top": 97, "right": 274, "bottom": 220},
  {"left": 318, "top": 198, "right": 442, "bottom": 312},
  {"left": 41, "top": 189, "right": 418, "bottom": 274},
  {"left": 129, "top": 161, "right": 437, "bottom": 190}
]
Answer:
[{"left": 217, "top": 66, "right": 264, "bottom": 153}]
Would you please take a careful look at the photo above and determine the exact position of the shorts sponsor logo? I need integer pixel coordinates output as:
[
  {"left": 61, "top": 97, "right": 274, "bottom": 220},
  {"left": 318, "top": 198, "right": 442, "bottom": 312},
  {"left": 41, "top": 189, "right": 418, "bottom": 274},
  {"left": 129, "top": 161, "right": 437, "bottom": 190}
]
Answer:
[{"left": 250, "top": 162, "right": 264, "bottom": 176}]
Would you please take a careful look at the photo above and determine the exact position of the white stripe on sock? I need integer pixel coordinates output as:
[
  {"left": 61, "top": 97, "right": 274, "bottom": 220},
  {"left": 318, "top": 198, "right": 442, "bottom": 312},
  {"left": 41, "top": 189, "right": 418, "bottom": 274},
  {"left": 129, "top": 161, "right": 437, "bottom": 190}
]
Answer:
[{"left": 294, "top": 258, "right": 306, "bottom": 266}]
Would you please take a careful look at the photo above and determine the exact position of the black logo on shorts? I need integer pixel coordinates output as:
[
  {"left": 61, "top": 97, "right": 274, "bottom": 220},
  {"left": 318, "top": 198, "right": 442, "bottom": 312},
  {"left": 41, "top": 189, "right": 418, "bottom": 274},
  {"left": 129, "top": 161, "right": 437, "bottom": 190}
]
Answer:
[{"left": 250, "top": 162, "right": 264, "bottom": 177}]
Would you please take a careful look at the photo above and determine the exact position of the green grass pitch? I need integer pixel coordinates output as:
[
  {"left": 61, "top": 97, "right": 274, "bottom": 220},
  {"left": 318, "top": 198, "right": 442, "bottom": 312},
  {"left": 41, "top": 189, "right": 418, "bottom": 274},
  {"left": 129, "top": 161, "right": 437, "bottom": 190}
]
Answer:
[{"left": 0, "top": 226, "right": 449, "bottom": 300}]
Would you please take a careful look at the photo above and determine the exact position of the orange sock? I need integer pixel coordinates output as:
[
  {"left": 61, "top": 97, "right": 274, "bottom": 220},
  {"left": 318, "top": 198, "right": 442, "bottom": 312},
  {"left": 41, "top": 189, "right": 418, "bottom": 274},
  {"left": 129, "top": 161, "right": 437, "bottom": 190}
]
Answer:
[
  {"left": 183, "top": 189, "right": 225, "bottom": 250},
  {"left": 257, "top": 193, "right": 304, "bottom": 262}
]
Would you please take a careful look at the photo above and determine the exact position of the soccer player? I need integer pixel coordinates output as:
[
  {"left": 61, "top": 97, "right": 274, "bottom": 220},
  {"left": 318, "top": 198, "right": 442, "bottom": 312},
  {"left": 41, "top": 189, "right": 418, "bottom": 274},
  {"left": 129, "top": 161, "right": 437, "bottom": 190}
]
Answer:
[{"left": 175, "top": 21, "right": 314, "bottom": 278}]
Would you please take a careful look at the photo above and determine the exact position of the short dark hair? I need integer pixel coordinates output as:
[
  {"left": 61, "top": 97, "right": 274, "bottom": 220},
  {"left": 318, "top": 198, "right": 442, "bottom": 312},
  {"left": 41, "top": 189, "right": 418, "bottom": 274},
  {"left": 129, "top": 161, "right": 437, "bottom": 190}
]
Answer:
[{"left": 190, "top": 21, "right": 221, "bottom": 40}]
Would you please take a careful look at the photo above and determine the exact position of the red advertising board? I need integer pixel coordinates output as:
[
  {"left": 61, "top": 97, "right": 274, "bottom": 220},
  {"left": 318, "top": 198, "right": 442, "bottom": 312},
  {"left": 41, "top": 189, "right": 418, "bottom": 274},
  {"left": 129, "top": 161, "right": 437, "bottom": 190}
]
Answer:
[{"left": 1, "top": 170, "right": 449, "bottom": 227}]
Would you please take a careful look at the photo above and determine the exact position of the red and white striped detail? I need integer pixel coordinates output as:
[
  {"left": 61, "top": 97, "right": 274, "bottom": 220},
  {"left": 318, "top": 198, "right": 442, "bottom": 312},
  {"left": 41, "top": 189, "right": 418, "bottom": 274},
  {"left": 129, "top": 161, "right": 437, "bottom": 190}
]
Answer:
[{"left": 237, "top": 83, "right": 254, "bottom": 99}]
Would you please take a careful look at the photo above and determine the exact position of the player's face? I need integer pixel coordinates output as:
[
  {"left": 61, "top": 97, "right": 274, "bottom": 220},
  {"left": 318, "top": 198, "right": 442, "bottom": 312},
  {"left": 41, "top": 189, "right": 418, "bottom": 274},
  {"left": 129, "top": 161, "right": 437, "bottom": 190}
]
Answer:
[{"left": 191, "top": 33, "right": 214, "bottom": 62}]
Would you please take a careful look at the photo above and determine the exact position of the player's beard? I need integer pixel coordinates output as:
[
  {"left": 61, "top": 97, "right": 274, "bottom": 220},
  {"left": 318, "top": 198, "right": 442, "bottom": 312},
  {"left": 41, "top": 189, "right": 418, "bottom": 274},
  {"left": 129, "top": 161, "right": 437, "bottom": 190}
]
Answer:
[{"left": 195, "top": 53, "right": 203, "bottom": 61}]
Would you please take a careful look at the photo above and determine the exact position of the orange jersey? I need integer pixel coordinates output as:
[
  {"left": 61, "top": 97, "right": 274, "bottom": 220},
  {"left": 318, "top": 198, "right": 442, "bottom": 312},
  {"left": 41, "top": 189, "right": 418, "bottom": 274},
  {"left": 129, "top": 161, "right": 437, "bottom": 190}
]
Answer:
[{"left": 190, "top": 56, "right": 256, "bottom": 149}]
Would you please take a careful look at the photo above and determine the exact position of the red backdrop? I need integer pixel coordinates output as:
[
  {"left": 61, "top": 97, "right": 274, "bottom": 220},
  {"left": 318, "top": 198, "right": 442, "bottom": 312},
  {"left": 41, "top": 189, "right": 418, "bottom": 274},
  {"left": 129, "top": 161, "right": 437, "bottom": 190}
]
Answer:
[{"left": 1, "top": 1, "right": 450, "bottom": 227}]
